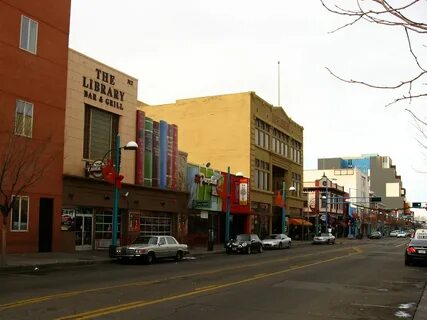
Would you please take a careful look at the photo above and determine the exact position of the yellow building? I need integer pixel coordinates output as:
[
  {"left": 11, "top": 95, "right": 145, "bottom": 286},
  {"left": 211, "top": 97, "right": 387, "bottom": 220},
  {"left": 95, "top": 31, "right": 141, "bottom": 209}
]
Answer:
[{"left": 140, "top": 92, "right": 304, "bottom": 237}]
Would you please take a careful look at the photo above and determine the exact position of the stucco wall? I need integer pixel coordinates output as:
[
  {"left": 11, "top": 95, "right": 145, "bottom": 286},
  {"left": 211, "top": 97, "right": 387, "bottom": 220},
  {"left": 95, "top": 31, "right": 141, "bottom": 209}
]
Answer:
[
  {"left": 64, "top": 49, "right": 138, "bottom": 183},
  {"left": 141, "top": 92, "right": 252, "bottom": 177}
]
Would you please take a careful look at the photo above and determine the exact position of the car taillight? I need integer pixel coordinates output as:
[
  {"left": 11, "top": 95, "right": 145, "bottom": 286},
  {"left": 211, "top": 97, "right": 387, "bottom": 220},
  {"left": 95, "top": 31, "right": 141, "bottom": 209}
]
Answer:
[{"left": 407, "top": 246, "right": 416, "bottom": 254}]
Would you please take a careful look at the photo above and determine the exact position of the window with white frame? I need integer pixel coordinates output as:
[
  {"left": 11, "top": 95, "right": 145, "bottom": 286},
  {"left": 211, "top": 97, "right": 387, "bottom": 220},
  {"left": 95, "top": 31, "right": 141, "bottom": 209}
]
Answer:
[
  {"left": 20, "top": 15, "right": 38, "bottom": 54},
  {"left": 292, "top": 172, "right": 302, "bottom": 197},
  {"left": 11, "top": 196, "right": 29, "bottom": 231},
  {"left": 272, "top": 128, "right": 288, "bottom": 157},
  {"left": 254, "top": 118, "right": 270, "bottom": 150},
  {"left": 15, "top": 100, "right": 33, "bottom": 137},
  {"left": 255, "top": 159, "right": 270, "bottom": 191}
]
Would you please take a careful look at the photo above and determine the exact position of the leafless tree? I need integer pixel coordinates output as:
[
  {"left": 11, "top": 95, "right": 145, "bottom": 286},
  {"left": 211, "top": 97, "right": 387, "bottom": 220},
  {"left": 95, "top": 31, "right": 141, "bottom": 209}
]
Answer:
[
  {"left": 321, "top": 0, "right": 426, "bottom": 107},
  {"left": 0, "top": 130, "right": 55, "bottom": 266}
]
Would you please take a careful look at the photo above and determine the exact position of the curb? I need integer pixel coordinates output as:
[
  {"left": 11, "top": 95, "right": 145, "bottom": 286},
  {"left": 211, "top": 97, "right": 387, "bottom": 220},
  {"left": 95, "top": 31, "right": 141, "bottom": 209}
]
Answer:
[{"left": 0, "top": 259, "right": 113, "bottom": 274}]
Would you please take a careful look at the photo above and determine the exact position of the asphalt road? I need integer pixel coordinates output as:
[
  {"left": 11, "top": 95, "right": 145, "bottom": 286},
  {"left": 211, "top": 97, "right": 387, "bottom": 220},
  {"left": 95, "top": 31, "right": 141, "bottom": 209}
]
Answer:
[{"left": 0, "top": 238, "right": 426, "bottom": 320}]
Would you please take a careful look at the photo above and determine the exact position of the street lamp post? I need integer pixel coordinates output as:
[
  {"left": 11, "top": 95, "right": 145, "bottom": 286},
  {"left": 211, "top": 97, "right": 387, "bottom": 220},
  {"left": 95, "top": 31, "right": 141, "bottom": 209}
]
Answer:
[
  {"left": 106, "top": 135, "right": 138, "bottom": 252},
  {"left": 225, "top": 166, "right": 231, "bottom": 242},
  {"left": 282, "top": 182, "right": 296, "bottom": 235}
]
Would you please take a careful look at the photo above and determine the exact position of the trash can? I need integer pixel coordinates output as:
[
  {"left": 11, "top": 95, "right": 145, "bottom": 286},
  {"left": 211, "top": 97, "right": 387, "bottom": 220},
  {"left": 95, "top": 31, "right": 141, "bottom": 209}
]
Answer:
[{"left": 207, "top": 228, "right": 214, "bottom": 251}]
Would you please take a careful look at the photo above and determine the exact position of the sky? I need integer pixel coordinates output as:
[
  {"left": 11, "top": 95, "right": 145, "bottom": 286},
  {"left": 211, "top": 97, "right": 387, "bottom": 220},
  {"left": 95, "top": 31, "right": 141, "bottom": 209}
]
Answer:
[{"left": 69, "top": 0, "right": 427, "bottom": 204}]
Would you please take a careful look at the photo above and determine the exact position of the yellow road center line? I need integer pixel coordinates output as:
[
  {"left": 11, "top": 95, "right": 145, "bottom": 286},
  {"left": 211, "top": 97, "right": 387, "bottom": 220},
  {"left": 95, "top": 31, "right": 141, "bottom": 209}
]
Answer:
[
  {"left": 0, "top": 246, "right": 360, "bottom": 311},
  {"left": 55, "top": 248, "right": 362, "bottom": 320}
]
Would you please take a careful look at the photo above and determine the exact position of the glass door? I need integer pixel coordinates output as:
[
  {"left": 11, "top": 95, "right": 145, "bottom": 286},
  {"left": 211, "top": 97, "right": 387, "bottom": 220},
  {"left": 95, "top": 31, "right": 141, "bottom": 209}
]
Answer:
[{"left": 75, "top": 214, "right": 93, "bottom": 251}]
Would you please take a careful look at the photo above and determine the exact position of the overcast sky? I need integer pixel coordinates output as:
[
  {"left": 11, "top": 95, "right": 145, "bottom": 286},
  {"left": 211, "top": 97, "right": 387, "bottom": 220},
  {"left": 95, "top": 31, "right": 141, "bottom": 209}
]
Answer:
[{"left": 69, "top": 0, "right": 427, "bottom": 205}]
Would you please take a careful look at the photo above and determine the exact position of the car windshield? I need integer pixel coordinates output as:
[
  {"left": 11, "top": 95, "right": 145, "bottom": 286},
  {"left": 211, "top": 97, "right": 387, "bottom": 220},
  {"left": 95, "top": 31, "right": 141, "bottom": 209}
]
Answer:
[
  {"left": 266, "top": 234, "right": 280, "bottom": 239},
  {"left": 236, "top": 234, "right": 250, "bottom": 241},
  {"left": 320, "top": 233, "right": 330, "bottom": 237},
  {"left": 132, "top": 236, "right": 158, "bottom": 245},
  {"left": 409, "top": 239, "right": 427, "bottom": 246}
]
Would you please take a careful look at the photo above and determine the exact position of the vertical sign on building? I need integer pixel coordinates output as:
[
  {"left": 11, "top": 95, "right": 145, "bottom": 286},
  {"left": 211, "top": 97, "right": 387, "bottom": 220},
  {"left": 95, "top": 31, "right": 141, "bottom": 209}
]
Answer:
[
  {"left": 152, "top": 121, "right": 160, "bottom": 188},
  {"left": 144, "top": 117, "right": 153, "bottom": 187},
  {"left": 239, "top": 178, "right": 249, "bottom": 205},
  {"left": 135, "top": 110, "right": 145, "bottom": 185}
]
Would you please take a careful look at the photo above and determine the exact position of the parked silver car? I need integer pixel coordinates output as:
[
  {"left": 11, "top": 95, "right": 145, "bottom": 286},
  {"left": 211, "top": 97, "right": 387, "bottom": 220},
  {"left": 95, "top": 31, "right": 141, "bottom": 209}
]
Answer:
[
  {"left": 114, "top": 235, "right": 189, "bottom": 264},
  {"left": 262, "top": 234, "right": 292, "bottom": 249},
  {"left": 312, "top": 233, "right": 335, "bottom": 245}
]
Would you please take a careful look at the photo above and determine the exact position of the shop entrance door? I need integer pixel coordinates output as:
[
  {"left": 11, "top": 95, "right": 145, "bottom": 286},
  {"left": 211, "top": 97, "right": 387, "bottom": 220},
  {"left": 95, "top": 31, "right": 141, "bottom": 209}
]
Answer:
[{"left": 75, "top": 214, "right": 93, "bottom": 251}]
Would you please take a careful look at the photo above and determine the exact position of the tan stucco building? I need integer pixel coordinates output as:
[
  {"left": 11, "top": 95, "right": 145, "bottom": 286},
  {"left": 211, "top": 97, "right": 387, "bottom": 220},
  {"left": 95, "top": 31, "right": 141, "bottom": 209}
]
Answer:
[
  {"left": 62, "top": 50, "right": 188, "bottom": 251},
  {"left": 140, "top": 92, "right": 304, "bottom": 236},
  {"left": 64, "top": 49, "right": 138, "bottom": 182}
]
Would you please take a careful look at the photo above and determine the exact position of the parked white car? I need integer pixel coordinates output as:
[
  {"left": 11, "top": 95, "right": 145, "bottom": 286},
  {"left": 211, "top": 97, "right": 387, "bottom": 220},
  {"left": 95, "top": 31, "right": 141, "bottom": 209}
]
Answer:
[
  {"left": 396, "top": 231, "right": 407, "bottom": 238},
  {"left": 262, "top": 234, "right": 292, "bottom": 249},
  {"left": 114, "top": 235, "right": 189, "bottom": 264},
  {"left": 313, "top": 233, "right": 335, "bottom": 245},
  {"left": 390, "top": 230, "right": 400, "bottom": 237}
]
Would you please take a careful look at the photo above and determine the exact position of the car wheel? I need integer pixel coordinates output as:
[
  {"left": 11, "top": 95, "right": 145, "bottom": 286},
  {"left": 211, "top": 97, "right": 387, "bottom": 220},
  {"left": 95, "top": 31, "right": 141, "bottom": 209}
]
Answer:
[
  {"left": 146, "top": 252, "right": 155, "bottom": 264},
  {"left": 327, "top": 239, "right": 331, "bottom": 245},
  {"left": 287, "top": 241, "right": 292, "bottom": 249},
  {"left": 278, "top": 242, "right": 283, "bottom": 249},
  {"left": 405, "top": 255, "right": 412, "bottom": 266},
  {"left": 259, "top": 245, "right": 263, "bottom": 253},
  {"left": 247, "top": 247, "right": 251, "bottom": 255},
  {"left": 175, "top": 251, "right": 183, "bottom": 261}
]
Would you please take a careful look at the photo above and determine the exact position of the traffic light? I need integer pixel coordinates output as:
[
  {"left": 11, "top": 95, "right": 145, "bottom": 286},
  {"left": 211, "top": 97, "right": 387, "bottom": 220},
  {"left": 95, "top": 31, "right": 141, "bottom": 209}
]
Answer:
[
  {"left": 412, "top": 202, "right": 422, "bottom": 208},
  {"left": 371, "top": 197, "right": 381, "bottom": 202}
]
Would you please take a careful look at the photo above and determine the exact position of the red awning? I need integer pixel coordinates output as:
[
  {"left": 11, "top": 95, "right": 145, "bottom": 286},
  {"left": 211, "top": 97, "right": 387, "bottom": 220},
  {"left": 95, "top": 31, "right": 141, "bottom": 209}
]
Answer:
[{"left": 288, "top": 218, "right": 312, "bottom": 226}]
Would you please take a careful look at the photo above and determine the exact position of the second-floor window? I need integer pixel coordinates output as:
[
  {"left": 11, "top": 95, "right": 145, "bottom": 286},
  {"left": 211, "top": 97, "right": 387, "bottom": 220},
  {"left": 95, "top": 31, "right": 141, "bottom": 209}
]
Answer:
[
  {"left": 255, "top": 159, "right": 270, "bottom": 191},
  {"left": 83, "top": 105, "right": 119, "bottom": 161},
  {"left": 15, "top": 100, "right": 33, "bottom": 137},
  {"left": 20, "top": 15, "right": 38, "bottom": 54},
  {"left": 255, "top": 118, "right": 270, "bottom": 150}
]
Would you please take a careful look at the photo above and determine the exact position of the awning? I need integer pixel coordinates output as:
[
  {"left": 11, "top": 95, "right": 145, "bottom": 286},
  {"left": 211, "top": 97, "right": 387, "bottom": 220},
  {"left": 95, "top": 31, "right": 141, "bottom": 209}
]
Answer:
[{"left": 288, "top": 218, "right": 313, "bottom": 227}]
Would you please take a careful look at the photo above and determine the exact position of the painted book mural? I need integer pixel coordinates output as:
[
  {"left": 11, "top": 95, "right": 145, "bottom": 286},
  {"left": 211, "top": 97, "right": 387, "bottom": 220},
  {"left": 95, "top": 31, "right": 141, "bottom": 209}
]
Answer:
[
  {"left": 135, "top": 111, "right": 179, "bottom": 190},
  {"left": 144, "top": 117, "right": 153, "bottom": 187},
  {"left": 152, "top": 121, "right": 160, "bottom": 188},
  {"left": 135, "top": 110, "right": 145, "bottom": 185}
]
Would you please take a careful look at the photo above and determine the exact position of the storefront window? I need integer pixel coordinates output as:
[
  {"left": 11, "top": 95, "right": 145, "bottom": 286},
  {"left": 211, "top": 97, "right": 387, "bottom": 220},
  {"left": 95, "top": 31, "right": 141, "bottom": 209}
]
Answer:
[
  {"left": 140, "top": 214, "right": 171, "bottom": 236},
  {"left": 95, "top": 209, "right": 121, "bottom": 247}
]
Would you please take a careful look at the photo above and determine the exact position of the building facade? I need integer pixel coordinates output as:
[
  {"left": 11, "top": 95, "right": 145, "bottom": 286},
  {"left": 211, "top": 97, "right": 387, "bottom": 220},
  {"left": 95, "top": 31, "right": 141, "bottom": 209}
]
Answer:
[
  {"left": 0, "top": 0, "right": 71, "bottom": 253},
  {"left": 140, "top": 92, "right": 304, "bottom": 237},
  {"left": 62, "top": 50, "right": 188, "bottom": 251},
  {"left": 318, "top": 154, "right": 406, "bottom": 212},
  {"left": 303, "top": 172, "right": 349, "bottom": 238}
]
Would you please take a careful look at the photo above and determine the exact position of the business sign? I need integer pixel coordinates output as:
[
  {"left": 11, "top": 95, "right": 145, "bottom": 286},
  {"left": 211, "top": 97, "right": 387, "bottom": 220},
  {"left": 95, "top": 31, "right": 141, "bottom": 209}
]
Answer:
[
  {"left": 187, "top": 165, "right": 223, "bottom": 211},
  {"left": 82, "top": 68, "right": 125, "bottom": 110}
]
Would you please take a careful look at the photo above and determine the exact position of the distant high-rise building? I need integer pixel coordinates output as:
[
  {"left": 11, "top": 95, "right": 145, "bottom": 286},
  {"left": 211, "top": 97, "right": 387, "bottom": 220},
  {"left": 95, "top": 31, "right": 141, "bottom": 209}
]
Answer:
[{"left": 318, "top": 154, "right": 405, "bottom": 211}]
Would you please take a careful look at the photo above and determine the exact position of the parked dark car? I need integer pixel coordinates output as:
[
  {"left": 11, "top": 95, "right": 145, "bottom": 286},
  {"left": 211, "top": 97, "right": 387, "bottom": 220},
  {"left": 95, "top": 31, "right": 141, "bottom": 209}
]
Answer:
[
  {"left": 369, "top": 231, "right": 382, "bottom": 239},
  {"left": 405, "top": 238, "right": 427, "bottom": 266},
  {"left": 225, "top": 234, "right": 263, "bottom": 254}
]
